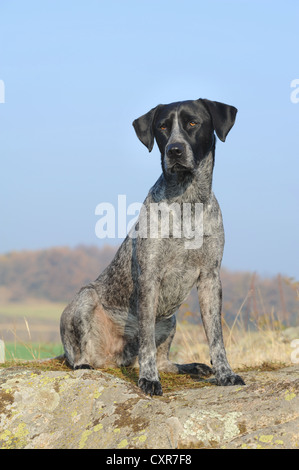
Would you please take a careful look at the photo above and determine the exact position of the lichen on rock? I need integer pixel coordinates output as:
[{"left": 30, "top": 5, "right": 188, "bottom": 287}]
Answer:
[{"left": 0, "top": 365, "right": 298, "bottom": 449}]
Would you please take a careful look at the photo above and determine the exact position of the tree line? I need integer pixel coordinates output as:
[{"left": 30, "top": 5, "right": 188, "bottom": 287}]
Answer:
[{"left": 0, "top": 245, "right": 298, "bottom": 327}]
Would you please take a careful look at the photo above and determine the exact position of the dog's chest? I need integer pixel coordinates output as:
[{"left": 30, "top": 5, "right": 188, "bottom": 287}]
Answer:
[{"left": 156, "top": 252, "right": 201, "bottom": 318}]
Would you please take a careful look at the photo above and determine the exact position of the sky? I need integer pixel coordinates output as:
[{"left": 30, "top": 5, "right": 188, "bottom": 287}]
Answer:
[{"left": 0, "top": 0, "right": 298, "bottom": 280}]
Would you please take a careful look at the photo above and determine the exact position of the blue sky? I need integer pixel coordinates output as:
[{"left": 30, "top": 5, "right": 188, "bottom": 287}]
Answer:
[{"left": 0, "top": 0, "right": 298, "bottom": 279}]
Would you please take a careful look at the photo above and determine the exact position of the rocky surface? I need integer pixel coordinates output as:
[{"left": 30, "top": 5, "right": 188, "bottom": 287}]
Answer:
[{"left": 0, "top": 365, "right": 298, "bottom": 449}]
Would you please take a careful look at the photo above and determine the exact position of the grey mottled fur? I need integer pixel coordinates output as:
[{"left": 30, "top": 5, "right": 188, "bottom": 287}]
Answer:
[{"left": 60, "top": 98, "right": 245, "bottom": 396}]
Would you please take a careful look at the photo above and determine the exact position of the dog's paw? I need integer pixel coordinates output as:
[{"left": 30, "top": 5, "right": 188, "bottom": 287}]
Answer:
[
  {"left": 216, "top": 373, "right": 245, "bottom": 386},
  {"left": 195, "top": 363, "right": 213, "bottom": 377},
  {"left": 138, "top": 378, "right": 163, "bottom": 396},
  {"left": 182, "top": 363, "right": 213, "bottom": 377}
]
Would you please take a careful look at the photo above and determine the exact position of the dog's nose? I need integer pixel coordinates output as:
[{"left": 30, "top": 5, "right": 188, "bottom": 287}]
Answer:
[{"left": 166, "top": 143, "right": 184, "bottom": 158}]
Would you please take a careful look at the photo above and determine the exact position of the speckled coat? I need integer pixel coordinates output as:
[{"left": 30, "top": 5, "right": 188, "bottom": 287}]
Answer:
[{"left": 60, "top": 98, "right": 245, "bottom": 395}]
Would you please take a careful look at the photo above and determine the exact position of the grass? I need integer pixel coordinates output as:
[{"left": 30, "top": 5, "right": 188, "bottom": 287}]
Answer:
[
  {"left": 0, "top": 324, "right": 292, "bottom": 395},
  {"left": 1, "top": 302, "right": 64, "bottom": 361},
  {"left": 171, "top": 303, "right": 295, "bottom": 371},
  {"left": 4, "top": 342, "right": 64, "bottom": 361},
  {"left": 0, "top": 355, "right": 214, "bottom": 392},
  {"left": 0, "top": 297, "right": 296, "bottom": 393},
  {"left": 171, "top": 322, "right": 292, "bottom": 372}
]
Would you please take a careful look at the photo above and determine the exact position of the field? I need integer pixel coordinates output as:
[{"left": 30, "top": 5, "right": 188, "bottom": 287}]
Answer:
[
  {"left": 0, "top": 301, "right": 65, "bottom": 361},
  {"left": 4, "top": 342, "right": 64, "bottom": 361},
  {"left": 0, "top": 301, "right": 65, "bottom": 319},
  {"left": 1, "top": 246, "right": 298, "bottom": 367},
  {"left": 0, "top": 300, "right": 297, "bottom": 368}
]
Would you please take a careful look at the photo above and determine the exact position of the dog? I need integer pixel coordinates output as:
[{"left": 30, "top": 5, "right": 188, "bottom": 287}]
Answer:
[{"left": 60, "top": 98, "right": 245, "bottom": 396}]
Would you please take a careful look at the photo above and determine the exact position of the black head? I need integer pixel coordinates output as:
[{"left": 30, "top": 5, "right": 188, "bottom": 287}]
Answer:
[{"left": 133, "top": 98, "right": 237, "bottom": 176}]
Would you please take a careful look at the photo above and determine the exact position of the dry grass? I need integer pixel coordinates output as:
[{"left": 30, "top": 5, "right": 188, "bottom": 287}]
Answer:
[
  {"left": 171, "top": 313, "right": 294, "bottom": 372},
  {"left": 0, "top": 319, "right": 294, "bottom": 395},
  {"left": 1, "top": 298, "right": 296, "bottom": 380},
  {"left": 171, "top": 277, "right": 298, "bottom": 372}
]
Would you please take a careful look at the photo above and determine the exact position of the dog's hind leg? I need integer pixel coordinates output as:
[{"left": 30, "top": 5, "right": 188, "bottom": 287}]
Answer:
[
  {"left": 155, "top": 316, "right": 213, "bottom": 377},
  {"left": 60, "top": 284, "right": 128, "bottom": 370},
  {"left": 60, "top": 285, "right": 100, "bottom": 369}
]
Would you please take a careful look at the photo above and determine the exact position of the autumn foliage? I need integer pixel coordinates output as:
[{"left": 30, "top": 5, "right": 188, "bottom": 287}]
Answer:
[{"left": 0, "top": 245, "right": 298, "bottom": 327}]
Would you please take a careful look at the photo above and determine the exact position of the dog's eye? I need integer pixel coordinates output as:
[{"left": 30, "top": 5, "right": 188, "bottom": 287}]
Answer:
[{"left": 188, "top": 121, "right": 197, "bottom": 127}]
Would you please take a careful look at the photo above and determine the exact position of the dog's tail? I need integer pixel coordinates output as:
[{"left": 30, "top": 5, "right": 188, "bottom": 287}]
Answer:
[
  {"left": 29, "top": 353, "right": 68, "bottom": 366},
  {"left": 40, "top": 354, "right": 66, "bottom": 362}
]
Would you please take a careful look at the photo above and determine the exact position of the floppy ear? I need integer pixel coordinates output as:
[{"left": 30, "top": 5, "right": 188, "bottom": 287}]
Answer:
[
  {"left": 200, "top": 99, "right": 237, "bottom": 142},
  {"left": 132, "top": 105, "right": 162, "bottom": 152}
]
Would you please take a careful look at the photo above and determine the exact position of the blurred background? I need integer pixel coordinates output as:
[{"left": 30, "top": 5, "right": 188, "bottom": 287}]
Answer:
[{"left": 0, "top": 1, "right": 298, "bottom": 362}]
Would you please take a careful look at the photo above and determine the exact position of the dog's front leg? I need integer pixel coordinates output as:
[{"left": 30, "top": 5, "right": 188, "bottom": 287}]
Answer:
[
  {"left": 197, "top": 270, "right": 245, "bottom": 386},
  {"left": 137, "top": 275, "right": 163, "bottom": 396}
]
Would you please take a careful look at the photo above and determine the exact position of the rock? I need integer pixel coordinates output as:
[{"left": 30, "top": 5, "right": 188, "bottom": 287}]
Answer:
[{"left": 0, "top": 365, "right": 298, "bottom": 449}]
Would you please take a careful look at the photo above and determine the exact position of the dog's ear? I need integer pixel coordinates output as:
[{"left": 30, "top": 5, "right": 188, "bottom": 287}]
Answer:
[
  {"left": 132, "top": 105, "right": 162, "bottom": 152},
  {"left": 200, "top": 99, "right": 237, "bottom": 142}
]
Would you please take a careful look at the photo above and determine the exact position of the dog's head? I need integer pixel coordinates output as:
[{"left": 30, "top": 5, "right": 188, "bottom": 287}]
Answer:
[{"left": 133, "top": 99, "right": 237, "bottom": 176}]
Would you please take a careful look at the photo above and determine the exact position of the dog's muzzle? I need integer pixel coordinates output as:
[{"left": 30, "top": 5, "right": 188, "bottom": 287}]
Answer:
[{"left": 165, "top": 142, "right": 193, "bottom": 172}]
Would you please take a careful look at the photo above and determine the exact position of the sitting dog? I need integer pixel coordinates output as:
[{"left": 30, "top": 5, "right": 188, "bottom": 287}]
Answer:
[{"left": 60, "top": 98, "right": 245, "bottom": 396}]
